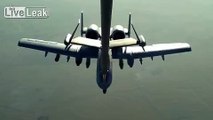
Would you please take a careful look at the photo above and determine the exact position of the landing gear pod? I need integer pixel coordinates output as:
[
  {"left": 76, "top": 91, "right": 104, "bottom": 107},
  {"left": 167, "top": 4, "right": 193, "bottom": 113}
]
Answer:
[
  {"left": 55, "top": 54, "right": 60, "bottom": 62},
  {"left": 75, "top": 57, "right": 82, "bottom": 66},
  {"left": 127, "top": 58, "right": 134, "bottom": 68},
  {"left": 86, "top": 58, "right": 91, "bottom": 68}
]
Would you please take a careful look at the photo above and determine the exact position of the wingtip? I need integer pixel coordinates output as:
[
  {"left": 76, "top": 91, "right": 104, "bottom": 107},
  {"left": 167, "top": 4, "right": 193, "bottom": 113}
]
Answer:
[
  {"left": 179, "top": 43, "right": 192, "bottom": 52},
  {"left": 18, "top": 40, "right": 21, "bottom": 46},
  {"left": 18, "top": 38, "right": 30, "bottom": 46},
  {"left": 185, "top": 43, "right": 192, "bottom": 51},
  {"left": 18, "top": 38, "right": 25, "bottom": 46},
  {"left": 188, "top": 46, "right": 192, "bottom": 51}
]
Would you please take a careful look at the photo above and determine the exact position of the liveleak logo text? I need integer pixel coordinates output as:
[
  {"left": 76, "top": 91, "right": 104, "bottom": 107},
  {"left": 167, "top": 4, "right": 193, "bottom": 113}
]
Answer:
[{"left": 4, "top": 6, "right": 49, "bottom": 19}]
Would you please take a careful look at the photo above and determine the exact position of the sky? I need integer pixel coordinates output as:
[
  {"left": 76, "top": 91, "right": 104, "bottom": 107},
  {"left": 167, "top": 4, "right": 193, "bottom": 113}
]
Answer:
[{"left": 0, "top": 0, "right": 213, "bottom": 120}]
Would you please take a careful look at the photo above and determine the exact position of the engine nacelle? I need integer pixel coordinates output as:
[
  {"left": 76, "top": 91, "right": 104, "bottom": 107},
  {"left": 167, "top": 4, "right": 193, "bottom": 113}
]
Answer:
[
  {"left": 85, "top": 24, "right": 100, "bottom": 39},
  {"left": 137, "top": 35, "right": 146, "bottom": 46},
  {"left": 111, "top": 25, "right": 125, "bottom": 40},
  {"left": 64, "top": 33, "right": 72, "bottom": 45}
]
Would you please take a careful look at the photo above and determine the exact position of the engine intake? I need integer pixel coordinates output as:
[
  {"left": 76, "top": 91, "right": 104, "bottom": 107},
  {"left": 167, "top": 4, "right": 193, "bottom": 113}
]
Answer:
[
  {"left": 85, "top": 24, "right": 100, "bottom": 39},
  {"left": 111, "top": 25, "right": 125, "bottom": 40}
]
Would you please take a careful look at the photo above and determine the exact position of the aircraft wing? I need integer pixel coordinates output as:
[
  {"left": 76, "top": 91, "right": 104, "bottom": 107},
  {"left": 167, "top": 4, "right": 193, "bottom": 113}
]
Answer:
[
  {"left": 18, "top": 38, "right": 99, "bottom": 58},
  {"left": 112, "top": 43, "right": 191, "bottom": 59}
]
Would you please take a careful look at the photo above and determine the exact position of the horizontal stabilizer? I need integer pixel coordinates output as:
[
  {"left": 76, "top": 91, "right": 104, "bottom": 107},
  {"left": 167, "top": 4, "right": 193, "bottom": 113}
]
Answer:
[
  {"left": 109, "top": 38, "right": 138, "bottom": 48},
  {"left": 71, "top": 37, "right": 139, "bottom": 48},
  {"left": 71, "top": 37, "right": 101, "bottom": 48}
]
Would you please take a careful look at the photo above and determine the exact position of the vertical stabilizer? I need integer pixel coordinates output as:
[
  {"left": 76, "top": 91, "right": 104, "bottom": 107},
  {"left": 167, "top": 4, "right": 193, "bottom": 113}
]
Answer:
[
  {"left": 127, "top": 13, "right": 132, "bottom": 38},
  {"left": 81, "top": 11, "right": 84, "bottom": 37}
]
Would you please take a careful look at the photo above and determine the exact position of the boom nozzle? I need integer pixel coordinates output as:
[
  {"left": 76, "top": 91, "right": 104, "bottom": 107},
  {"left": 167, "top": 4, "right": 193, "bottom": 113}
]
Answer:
[{"left": 103, "top": 89, "right": 107, "bottom": 94}]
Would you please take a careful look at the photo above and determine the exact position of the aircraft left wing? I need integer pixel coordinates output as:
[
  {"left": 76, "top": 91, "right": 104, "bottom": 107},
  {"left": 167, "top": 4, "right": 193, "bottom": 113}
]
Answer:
[
  {"left": 18, "top": 38, "right": 99, "bottom": 58},
  {"left": 112, "top": 43, "right": 191, "bottom": 59}
]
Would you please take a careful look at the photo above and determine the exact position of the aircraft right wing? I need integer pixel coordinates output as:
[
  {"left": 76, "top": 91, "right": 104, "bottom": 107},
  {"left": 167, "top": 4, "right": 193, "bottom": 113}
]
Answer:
[{"left": 112, "top": 43, "right": 191, "bottom": 59}]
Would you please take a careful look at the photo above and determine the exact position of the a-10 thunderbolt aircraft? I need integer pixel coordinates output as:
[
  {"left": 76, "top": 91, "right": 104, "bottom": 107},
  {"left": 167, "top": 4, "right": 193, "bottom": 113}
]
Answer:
[{"left": 18, "top": 0, "right": 191, "bottom": 94}]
